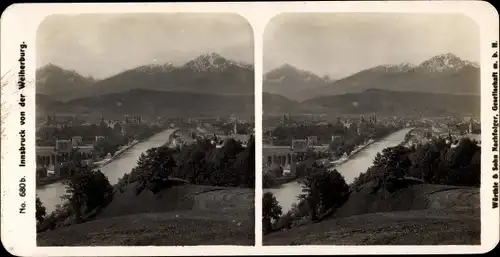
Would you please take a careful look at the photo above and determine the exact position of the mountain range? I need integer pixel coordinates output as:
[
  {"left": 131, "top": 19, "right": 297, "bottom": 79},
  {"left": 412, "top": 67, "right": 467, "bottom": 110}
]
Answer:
[
  {"left": 264, "top": 53, "right": 480, "bottom": 101},
  {"left": 264, "top": 89, "right": 480, "bottom": 118},
  {"left": 37, "top": 89, "right": 254, "bottom": 118},
  {"left": 37, "top": 52, "right": 480, "bottom": 118},
  {"left": 36, "top": 52, "right": 254, "bottom": 101}
]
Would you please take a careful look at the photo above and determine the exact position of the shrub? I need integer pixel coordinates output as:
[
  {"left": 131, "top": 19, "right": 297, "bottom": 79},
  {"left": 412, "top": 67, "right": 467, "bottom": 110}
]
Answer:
[{"left": 262, "top": 171, "right": 277, "bottom": 188}]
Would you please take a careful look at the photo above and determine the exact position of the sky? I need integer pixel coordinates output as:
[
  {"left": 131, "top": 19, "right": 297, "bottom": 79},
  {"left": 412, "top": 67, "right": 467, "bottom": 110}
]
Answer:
[
  {"left": 264, "top": 13, "right": 480, "bottom": 79},
  {"left": 37, "top": 13, "right": 253, "bottom": 79}
]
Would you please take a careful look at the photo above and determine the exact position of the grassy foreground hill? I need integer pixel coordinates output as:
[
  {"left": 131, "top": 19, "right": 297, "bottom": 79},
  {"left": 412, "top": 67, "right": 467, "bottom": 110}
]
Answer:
[
  {"left": 264, "top": 181, "right": 480, "bottom": 245},
  {"left": 37, "top": 182, "right": 255, "bottom": 246}
]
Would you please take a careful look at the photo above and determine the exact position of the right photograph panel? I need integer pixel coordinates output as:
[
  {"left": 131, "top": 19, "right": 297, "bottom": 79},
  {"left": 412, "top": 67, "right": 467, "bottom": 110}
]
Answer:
[{"left": 262, "top": 13, "right": 481, "bottom": 245}]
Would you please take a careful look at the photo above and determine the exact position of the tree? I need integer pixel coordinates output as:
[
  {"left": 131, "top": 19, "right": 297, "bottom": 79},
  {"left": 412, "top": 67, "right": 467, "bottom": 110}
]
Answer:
[
  {"left": 299, "top": 166, "right": 349, "bottom": 221},
  {"left": 262, "top": 171, "right": 277, "bottom": 188},
  {"left": 209, "top": 138, "right": 244, "bottom": 186},
  {"left": 406, "top": 136, "right": 480, "bottom": 187},
  {"left": 113, "top": 123, "right": 123, "bottom": 135},
  {"left": 83, "top": 169, "right": 114, "bottom": 211},
  {"left": 270, "top": 165, "right": 284, "bottom": 178},
  {"left": 62, "top": 167, "right": 113, "bottom": 223},
  {"left": 36, "top": 196, "right": 46, "bottom": 224},
  {"left": 368, "top": 145, "right": 412, "bottom": 192},
  {"left": 262, "top": 192, "right": 282, "bottom": 234},
  {"left": 233, "top": 136, "right": 255, "bottom": 188},
  {"left": 134, "top": 145, "right": 178, "bottom": 195},
  {"left": 177, "top": 138, "right": 214, "bottom": 184},
  {"left": 61, "top": 151, "right": 90, "bottom": 223},
  {"left": 36, "top": 166, "right": 48, "bottom": 178},
  {"left": 444, "top": 138, "right": 480, "bottom": 186},
  {"left": 295, "top": 157, "right": 316, "bottom": 178}
]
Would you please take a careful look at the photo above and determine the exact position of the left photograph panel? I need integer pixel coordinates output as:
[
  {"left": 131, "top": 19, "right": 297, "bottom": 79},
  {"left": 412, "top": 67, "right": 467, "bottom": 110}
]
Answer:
[{"left": 35, "top": 13, "right": 255, "bottom": 246}]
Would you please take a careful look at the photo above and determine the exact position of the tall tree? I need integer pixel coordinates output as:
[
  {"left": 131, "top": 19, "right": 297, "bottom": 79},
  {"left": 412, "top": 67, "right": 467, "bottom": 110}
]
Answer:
[
  {"left": 36, "top": 196, "right": 47, "bottom": 224},
  {"left": 299, "top": 166, "right": 349, "bottom": 221},
  {"left": 234, "top": 136, "right": 255, "bottom": 188},
  {"left": 134, "top": 145, "right": 178, "bottom": 195},
  {"left": 263, "top": 192, "right": 282, "bottom": 234}
]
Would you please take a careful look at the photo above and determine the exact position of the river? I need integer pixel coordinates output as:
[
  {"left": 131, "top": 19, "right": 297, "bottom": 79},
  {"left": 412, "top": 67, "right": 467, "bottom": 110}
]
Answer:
[
  {"left": 36, "top": 128, "right": 177, "bottom": 214},
  {"left": 264, "top": 128, "right": 413, "bottom": 213}
]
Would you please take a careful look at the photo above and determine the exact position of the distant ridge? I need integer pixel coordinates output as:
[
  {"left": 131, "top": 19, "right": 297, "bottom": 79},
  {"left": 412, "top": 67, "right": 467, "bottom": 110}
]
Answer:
[
  {"left": 36, "top": 89, "right": 255, "bottom": 118},
  {"left": 264, "top": 89, "right": 480, "bottom": 117}
]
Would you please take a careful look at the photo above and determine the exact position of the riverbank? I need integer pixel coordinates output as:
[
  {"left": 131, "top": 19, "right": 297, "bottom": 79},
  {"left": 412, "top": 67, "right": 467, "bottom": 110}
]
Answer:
[
  {"left": 264, "top": 137, "right": 379, "bottom": 190},
  {"left": 326, "top": 138, "right": 376, "bottom": 170},
  {"left": 36, "top": 140, "right": 141, "bottom": 187},
  {"left": 94, "top": 139, "right": 140, "bottom": 168}
]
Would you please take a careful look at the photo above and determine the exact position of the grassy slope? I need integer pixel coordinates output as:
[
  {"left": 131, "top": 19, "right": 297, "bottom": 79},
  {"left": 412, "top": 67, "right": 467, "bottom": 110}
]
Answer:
[
  {"left": 264, "top": 181, "right": 480, "bottom": 245},
  {"left": 37, "top": 183, "right": 255, "bottom": 246}
]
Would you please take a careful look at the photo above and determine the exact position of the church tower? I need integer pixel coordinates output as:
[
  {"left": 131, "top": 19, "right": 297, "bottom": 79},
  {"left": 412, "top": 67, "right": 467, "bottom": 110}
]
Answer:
[
  {"left": 233, "top": 117, "right": 238, "bottom": 134},
  {"left": 468, "top": 118, "right": 473, "bottom": 134},
  {"left": 100, "top": 116, "right": 106, "bottom": 127}
]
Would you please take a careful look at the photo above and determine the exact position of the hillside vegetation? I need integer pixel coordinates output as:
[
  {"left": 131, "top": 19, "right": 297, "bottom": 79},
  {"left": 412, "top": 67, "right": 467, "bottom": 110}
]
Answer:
[
  {"left": 37, "top": 136, "right": 255, "bottom": 246},
  {"left": 38, "top": 182, "right": 254, "bottom": 246},
  {"left": 263, "top": 136, "right": 480, "bottom": 245}
]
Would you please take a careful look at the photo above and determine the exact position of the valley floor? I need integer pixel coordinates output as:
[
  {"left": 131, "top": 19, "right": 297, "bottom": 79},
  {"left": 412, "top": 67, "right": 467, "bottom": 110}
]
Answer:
[{"left": 37, "top": 183, "right": 255, "bottom": 246}]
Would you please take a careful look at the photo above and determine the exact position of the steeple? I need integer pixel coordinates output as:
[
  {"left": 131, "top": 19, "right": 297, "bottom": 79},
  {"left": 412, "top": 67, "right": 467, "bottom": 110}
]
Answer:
[{"left": 233, "top": 117, "right": 238, "bottom": 134}]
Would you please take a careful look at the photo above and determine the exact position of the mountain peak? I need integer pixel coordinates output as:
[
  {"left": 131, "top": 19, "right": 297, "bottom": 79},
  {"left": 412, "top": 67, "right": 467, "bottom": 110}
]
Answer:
[
  {"left": 135, "top": 62, "right": 176, "bottom": 73},
  {"left": 279, "top": 63, "right": 298, "bottom": 70},
  {"left": 203, "top": 52, "right": 223, "bottom": 59},
  {"left": 185, "top": 52, "right": 233, "bottom": 72},
  {"left": 374, "top": 62, "right": 416, "bottom": 72},
  {"left": 418, "top": 53, "right": 476, "bottom": 72}
]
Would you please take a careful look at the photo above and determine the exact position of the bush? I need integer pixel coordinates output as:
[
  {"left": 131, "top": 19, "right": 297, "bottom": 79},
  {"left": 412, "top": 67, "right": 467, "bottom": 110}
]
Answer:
[
  {"left": 262, "top": 171, "right": 277, "bottom": 188},
  {"left": 37, "top": 201, "right": 73, "bottom": 232},
  {"left": 262, "top": 192, "right": 282, "bottom": 234}
]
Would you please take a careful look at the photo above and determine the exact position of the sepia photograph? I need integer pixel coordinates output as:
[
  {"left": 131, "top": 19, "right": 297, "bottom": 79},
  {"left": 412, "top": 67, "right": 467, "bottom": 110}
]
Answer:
[
  {"left": 34, "top": 13, "right": 255, "bottom": 246},
  {"left": 262, "top": 13, "right": 481, "bottom": 245}
]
